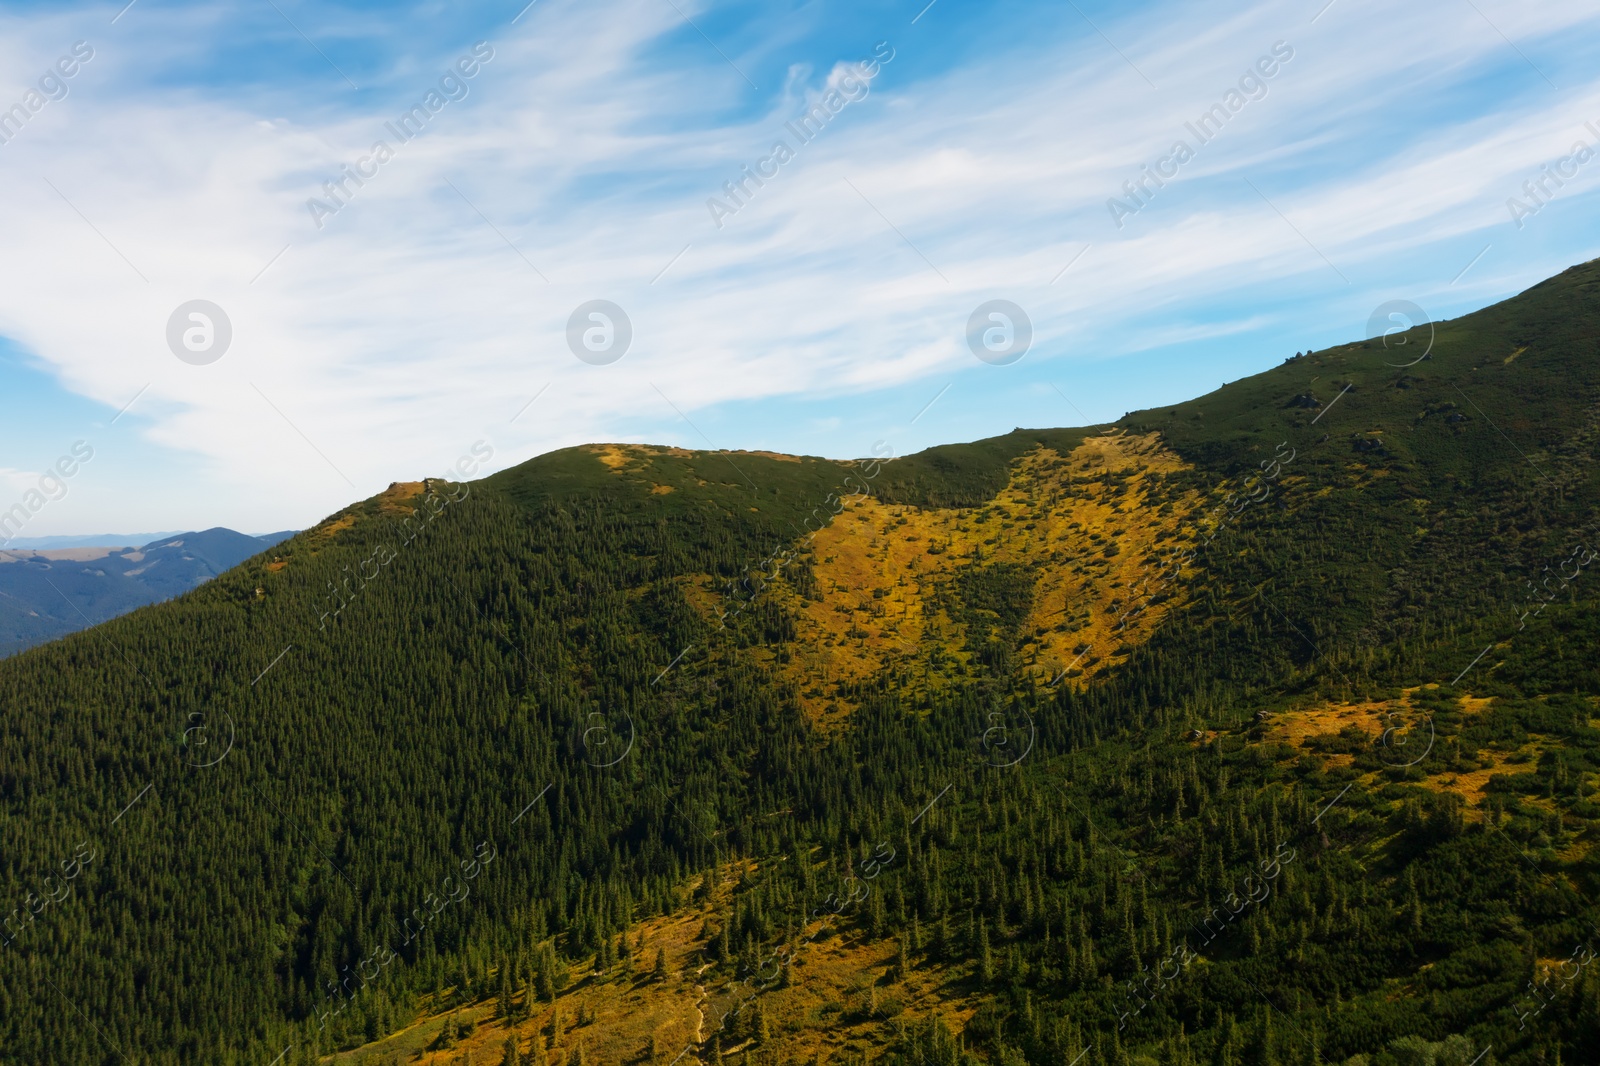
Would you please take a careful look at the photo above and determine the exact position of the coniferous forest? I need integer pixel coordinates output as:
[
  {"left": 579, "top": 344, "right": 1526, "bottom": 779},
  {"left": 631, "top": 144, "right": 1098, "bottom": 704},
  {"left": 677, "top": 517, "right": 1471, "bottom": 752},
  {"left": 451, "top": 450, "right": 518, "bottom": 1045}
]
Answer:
[{"left": 2, "top": 261, "right": 1600, "bottom": 1066}]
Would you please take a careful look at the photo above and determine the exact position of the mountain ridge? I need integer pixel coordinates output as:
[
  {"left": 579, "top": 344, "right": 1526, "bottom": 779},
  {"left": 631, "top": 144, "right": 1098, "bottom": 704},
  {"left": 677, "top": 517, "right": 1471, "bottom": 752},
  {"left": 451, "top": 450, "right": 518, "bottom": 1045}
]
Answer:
[
  {"left": 0, "top": 525, "right": 296, "bottom": 657},
  {"left": 1, "top": 531, "right": 185, "bottom": 550}
]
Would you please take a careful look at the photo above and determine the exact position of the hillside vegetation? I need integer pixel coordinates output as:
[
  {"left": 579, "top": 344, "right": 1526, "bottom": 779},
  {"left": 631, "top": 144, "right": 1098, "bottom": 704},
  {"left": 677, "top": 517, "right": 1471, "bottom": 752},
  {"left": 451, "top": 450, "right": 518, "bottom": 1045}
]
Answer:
[
  {"left": 0, "top": 528, "right": 294, "bottom": 656},
  {"left": 1, "top": 262, "right": 1599, "bottom": 1066}
]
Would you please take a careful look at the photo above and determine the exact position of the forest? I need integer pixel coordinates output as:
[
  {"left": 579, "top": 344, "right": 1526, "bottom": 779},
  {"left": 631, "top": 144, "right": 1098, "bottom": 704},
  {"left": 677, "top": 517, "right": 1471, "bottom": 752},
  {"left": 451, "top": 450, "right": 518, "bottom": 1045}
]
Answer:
[{"left": 1, "top": 260, "right": 1599, "bottom": 1066}]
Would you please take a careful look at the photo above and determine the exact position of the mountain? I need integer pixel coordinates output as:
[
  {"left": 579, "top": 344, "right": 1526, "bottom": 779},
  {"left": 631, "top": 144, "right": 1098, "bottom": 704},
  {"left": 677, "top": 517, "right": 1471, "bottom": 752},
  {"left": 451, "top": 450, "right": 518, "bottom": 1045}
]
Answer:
[
  {"left": 0, "top": 527, "right": 296, "bottom": 657},
  {"left": 1, "top": 260, "right": 1598, "bottom": 1066},
  {"left": 0, "top": 532, "right": 184, "bottom": 550}
]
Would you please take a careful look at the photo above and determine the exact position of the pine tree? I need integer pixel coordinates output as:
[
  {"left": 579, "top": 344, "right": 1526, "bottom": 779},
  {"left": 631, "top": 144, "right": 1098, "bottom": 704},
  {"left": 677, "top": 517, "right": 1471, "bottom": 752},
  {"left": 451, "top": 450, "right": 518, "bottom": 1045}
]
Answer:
[
  {"left": 1212, "top": 1013, "right": 1239, "bottom": 1066},
  {"left": 653, "top": 947, "right": 669, "bottom": 982},
  {"left": 1160, "top": 1027, "right": 1195, "bottom": 1066},
  {"left": 534, "top": 942, "right": 565, "bottom": 1003},
  {"left": 498, "top": 958, "right": 515, "bottom": 1019},
  {"left": 547, "top": 1004, "right": 563, "bottom": 1048},
  {"left": 1109, "top": 1028, "right": 1132, "bottom": 1066},
  {"left": 501, "top": 1034, "right": 522, "bottom": 1066},
  {"left": 536, "top": 962, "right": 556, "bottom": 1003},
  {"left": 1248, "top": 1011, "right": 1277, "bottom": 1066}
]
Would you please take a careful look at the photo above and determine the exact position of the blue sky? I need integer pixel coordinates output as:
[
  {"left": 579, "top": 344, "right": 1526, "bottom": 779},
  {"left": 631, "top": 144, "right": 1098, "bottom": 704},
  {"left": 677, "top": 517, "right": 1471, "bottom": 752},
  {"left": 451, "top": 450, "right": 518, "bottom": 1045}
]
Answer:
[{"left": 1, "top": 0, "right": 1598, "bottom": 536}]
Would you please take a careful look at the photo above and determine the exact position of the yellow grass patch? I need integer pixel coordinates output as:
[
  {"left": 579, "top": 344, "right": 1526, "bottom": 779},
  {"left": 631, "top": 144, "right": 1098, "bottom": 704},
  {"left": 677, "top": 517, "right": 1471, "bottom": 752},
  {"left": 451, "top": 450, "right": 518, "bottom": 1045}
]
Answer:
[
  {"left": 590, "top": 444, "right": 640, "bottom": 472},
  {"left": 691, "top": 433, "right": 1205, "bottom": 724},
  {"left": 1425, "top": 766, "right": 1502, "bottom": 810},
  {"left": 588, "top": 444, "right": 699, "bottom": 475},
  {"left": 1268, "top": 700, "right": 1388, "bottom": 770},
  {"left": 329, "top": 863, "right": 986, "bottom": 1066},
  {"left": 378, "top": 481, "right": 427, "bottom": 514},
  {"left": 306, "top": 512, "right": 358, "bottom": 546},
  {"left": 1268, "top": 689, "right": 1521, "bottom": 813}
]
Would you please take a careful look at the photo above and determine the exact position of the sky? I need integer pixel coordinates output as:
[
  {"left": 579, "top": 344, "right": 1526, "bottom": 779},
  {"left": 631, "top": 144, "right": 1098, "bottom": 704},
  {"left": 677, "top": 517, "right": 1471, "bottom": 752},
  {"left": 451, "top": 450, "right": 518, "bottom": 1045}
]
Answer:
[{"left": 0, "top": 0, "right": 1598, "bottom": 537}]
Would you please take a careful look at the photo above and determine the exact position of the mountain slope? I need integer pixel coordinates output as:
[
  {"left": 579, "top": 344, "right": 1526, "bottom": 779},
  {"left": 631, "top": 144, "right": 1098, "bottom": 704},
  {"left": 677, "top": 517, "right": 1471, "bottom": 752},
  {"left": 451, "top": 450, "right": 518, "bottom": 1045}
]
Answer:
[
  {"left": 1, "top": 262, "right": 1599, "bottom": 1066},
  {"left": 0, "top": 527, "right": 295, "bottom": 657}
]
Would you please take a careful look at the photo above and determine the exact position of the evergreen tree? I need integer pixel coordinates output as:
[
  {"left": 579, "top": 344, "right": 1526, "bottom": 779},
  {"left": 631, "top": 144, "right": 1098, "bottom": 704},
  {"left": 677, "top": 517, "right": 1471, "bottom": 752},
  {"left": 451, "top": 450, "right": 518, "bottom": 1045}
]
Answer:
[
  {"left": 1109, "top": 1029, "right": 1132, "bottom": 1066},
  {"left": 547, "top": 1004, "right": 563, "bottom": 1049},
  {"left": 498, "top": 958, "right": 515, "bottom": 1019},
  {"left": 1212, "top": 1013, "right": 1239, "bottom": 1066},
  {"left": 753, "top": 999, "right": 771, "bottom": 1044},
  {"left": 1248, "top": 1012, "right": 1277, "bottom": 1066}
]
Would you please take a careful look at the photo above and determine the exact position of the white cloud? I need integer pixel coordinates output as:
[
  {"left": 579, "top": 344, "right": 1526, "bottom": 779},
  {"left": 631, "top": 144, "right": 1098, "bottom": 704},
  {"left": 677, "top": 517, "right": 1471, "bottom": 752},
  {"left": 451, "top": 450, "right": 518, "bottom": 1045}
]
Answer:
[
  {"left": 0, "top": 0, "right": 1597, "bottom": 531},
  {"left": 0, "top": 468, "right": 42, "bottom": 493}
]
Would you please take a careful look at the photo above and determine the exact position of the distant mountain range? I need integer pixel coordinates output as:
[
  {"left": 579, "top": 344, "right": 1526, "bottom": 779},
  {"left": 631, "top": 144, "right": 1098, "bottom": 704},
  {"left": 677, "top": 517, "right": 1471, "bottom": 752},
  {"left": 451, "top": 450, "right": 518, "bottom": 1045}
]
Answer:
[
  {"left": 0, "top": 532, "right": 186, "bottom": 550},
  {"left": 0, "top": 527, "right": 295, "bottom": 657}
]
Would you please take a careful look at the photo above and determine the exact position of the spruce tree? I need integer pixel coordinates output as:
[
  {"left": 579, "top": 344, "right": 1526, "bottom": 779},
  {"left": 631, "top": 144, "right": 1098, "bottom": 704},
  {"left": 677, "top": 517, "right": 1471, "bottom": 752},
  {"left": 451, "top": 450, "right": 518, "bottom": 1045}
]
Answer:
[
  {"left": 547, "top": 1004, "right": 562, "bottom": 1048},
  {"left": 1212, "top": 1013, "right": 1239, "bottom": 1066},
  {"left": 1248, "top": 1012, "right": 1277, "bottom": 1066},
  {"left": 498, "top": 959, "right": 514, "bottom": 1019}
]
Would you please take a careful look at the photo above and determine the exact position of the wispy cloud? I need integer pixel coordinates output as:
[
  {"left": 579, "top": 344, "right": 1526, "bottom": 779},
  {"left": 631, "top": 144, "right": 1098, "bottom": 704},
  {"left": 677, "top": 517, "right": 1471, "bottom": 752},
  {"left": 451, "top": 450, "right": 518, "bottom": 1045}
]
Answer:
[
  {"left": 0, "top": 468, "right": 43, "bottom": 493},
  {"left": 0, "top": 0, "right": 1597, "bottom": 530}
]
